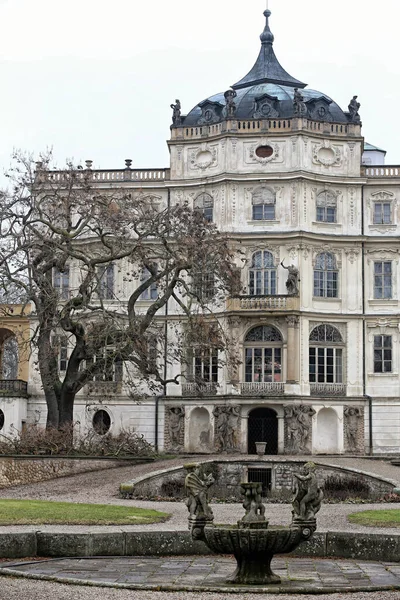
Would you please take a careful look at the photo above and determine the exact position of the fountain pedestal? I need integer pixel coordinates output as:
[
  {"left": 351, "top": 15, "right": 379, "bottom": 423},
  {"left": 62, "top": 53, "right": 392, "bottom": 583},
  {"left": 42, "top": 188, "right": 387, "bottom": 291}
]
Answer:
[{"left": 186, "top": 463, "right": 322, "bottom": 586}]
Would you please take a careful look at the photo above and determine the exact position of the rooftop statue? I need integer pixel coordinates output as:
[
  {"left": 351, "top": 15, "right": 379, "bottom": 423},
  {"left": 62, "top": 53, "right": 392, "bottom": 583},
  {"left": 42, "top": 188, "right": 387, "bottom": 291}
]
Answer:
[
  {"left": 170, "top": 99, "right": 182, "bottom": 126},
  {"left": 293, "top": 88, "right": 307, "bottom": 117},
  {"left": 224, "top": 89, "right": 237, "bottom": 118},
  {"left": 348, "top": 95, "right": 361, "bottom": 122}
]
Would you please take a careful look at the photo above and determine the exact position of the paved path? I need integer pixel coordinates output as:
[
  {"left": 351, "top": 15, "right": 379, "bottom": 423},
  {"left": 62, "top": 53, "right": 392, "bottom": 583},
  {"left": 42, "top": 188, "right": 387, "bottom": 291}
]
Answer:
[{"left": 2, "top": 555, "right": 400, "bottom": 594}]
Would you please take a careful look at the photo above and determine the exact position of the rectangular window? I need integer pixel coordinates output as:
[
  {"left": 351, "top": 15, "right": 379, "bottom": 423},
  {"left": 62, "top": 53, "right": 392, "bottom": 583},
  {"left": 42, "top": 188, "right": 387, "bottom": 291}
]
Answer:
[
  {"left": 97, "top": 264, "right": 114, "bottom": 300},
  {"left": 86, "top": 350, "right": 123, "bottom": 382},
  {"left": 373, "top": 202, "right": 392, "bottom": 225},
  {"left": 317, "top": 206, "right": 336, "bottom": 223},
  {"left": 253, "top": 204, "right": 275, "bottom": 221},
  {"left": 245, "top": 347, "right": 282, "bottom": 383},
  {"left": 374, "top": 261, "right": 392, "bottom": 299},
  {"left": 192, "top": 271, "right": 215, "bottom": 301},
  {"left": 139, "top": 267, "right": 158, "bottom": 301},
  {"left": 249, "top": 269, "right": 277, "bottom": 295},
  {"left": 374, "top": 335, "right": 392, "bottom": 373},
  {"left": 309, "top": 347, "right": 342, "bottom": 383},
  {"left": 313, "top": 271, "right": 338, "bottom": 298},
  {"left": 190, "top": 348, "right": 218, "bottom": 383},
  {"left": 53, "top": 267, "right": 70, "bottom": 300}
]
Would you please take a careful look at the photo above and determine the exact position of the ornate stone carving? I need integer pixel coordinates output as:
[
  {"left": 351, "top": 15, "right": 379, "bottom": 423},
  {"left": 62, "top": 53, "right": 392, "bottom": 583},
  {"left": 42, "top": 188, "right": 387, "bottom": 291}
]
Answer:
[
  {"left": 190, "top": 145, "right": 218, "bottom": 170},
  {"left": 348, "top": 95, "right": 361, "bottom": 123},
  {"left": 253, "top": 93, "right": 280, "bottom": 119},
  {"left": 167, "top": 406, "right": 185, "bottom": 449},
  {"left": 246, "top": 140, "right": 281, "bottom": 165},
  {"left": 284, "top": 405, "right": 316, "bottom": 454},
  {"left": 213, "top": 405, "right": 241, "bottom": 452},
  {"left": 286, "top": 315, "right": 300, "bottom": 328},
  {"left": 241, "top": 483, "right": 266, "bottom": 524},
  {"left": 224, "top": 89, "right": 237, "bottom": 118},
  {"left": 293, "top": 88, "right": 307, "bottom": 116},
  {"left": 170, "top": 99, "right": 182, "bottom": 126},
  {"left": 312, "top": 144, "right": 342, "bottom": 167},
  {"left": 292, "top": 462, "right": 323, "bottom": 521},
  {"left": 185, "top": 463, "right": 215, "bottom": 536},
  {"left": 281, "top": 261, "right": 300, "bottom": 296},
  {"left": 344, "top": 406, "right": 362, "bottom": 452}
]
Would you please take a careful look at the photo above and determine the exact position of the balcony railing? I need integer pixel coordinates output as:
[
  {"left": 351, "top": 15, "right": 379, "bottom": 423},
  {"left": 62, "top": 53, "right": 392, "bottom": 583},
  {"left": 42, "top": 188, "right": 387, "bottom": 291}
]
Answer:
[
  {"left": 310, "top": 383, "right": 347, "bottom": 397},
  {"left": 86, "top": 381, "right": 122, "bottom": 395},
  {"left": 0, "top": 380, "right": 28, "bottom": 396},
  {"left": 240, "top": 382, "right": 285, "bottom": 396},
  {"left": 228, "top": 295, "right": 300, "bottom": 312},
  {"left": 363, "top": 166, "right": 400, "bottom": 178},
  {"left": 41, "top": 168, "right": 170, "bottom": 184},
  {"left": 181, "top": 382, "right": 218, "bottom": 397}
]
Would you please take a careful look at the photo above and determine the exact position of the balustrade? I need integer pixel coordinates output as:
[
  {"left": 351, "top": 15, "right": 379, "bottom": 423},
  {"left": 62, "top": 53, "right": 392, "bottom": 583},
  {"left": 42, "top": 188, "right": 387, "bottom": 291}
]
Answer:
[
  {"left": 181, "top": 382, "right": 218, "bottom": 396},
  {"left": 0, "top": 380, "right": 28, "bottom": 396},
  {"left": 310, "top": 383, "right": 347, "bottom": 397},
  {"left": 240, "top": 382, "right": 284, "bottom": 396},
  {"left": 228, "top": 295, "right": 299, "bottom": 312},
  {"left": 363, "top": 166, "right": 400, "bottom": 178}
]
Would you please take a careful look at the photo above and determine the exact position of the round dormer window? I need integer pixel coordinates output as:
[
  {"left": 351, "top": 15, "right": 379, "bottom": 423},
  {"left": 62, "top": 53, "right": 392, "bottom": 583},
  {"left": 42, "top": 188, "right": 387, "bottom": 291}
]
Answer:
[{"left": 256, "top": 145, "right": 274, "bottom": 159}]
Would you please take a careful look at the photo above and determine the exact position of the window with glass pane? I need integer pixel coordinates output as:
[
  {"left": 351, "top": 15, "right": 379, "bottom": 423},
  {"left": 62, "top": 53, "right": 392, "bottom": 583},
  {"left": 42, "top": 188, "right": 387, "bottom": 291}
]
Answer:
[
  {"left": 249, "top": 251, "right": 277, "bottom": 295},
  {"left": 53, "top": 267, "right": 70, "bottom": 300},
  {"left": 189, "top": 348, "right": 218, "bottom": 383},
  {"left": 192, "top": 271, "right": 215, "bottom": 301},
  {"left": 244, "top": 325, "right": 283, "bottom": 383},
  {"left": 374, "top": 262, "right": 392, "bottom": 299},
  {"left": 316, "top": 191, "right": 337, "bottom": 223},
  {"left": 252, "top": 187, "right": 276, "bottom": 221},
  {"left": 309, "top": 324, "right": 343, "bottom": 383},
  {"left": 97, "top": 264, "right": 114, "bottom": 300},
  {"left": 139, "top": 267, "right": 158, "bottom": 300},
  {"left": 373, "top": 202, "right": 392, "bottom": 224},
  {"left": 54, "top": 335, "right": 68, "bottom": 372},
  {"left": 88, "top": 349, "right": 123, "bottom": 382},
  {"left": 313, "top": 252, "right": 338, "bottom": 298},
  {"left": 374, "top": 335, "right": 392, "bottom": 373},
  {"left": 194, "top": 193, "right": 214, "bottom": 223}
]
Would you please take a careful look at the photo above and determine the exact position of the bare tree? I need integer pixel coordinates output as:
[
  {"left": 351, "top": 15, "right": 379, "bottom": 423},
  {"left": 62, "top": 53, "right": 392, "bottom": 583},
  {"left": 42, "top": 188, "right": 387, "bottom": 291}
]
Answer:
[{"left": 0, "top": 152, "right": 238, "bottom": 429}]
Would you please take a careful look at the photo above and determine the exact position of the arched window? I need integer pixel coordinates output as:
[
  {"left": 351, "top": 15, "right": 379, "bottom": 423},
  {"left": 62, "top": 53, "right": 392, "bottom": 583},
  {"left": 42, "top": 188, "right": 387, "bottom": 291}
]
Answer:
[
  {"left": 314, "top": 252, "right": 338, "bottom": 298},
  {"left": 244, "top": 325, "right": 282, "bottom": 383},
  {"left": 194, "top": 193, "right": 214, "bottom": 223},
  {"left": 252, "top": 187, "right": 276, "bottom": 221},
  {"left": 309, "top": 324, "right": 343, "bottom": 384},
  {"left": 249, "top": 251, "right": 276, "bottom": 295},
  {"left": 316, "top": 191, "right": 337, "bottom": 223}
]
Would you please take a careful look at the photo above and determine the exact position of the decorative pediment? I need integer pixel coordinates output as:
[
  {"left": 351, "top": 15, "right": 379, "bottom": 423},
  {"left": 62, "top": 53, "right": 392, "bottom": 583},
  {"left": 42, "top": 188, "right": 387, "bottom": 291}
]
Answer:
[
  {"left": 306, "top": 96, "right": 333, "bottom": 122},
  {"left": 370, "top": 191, "right": 395, "bottom": 201},
  {"left": 197, "top": 101, "right": 224, "bottom": 125},
  {"left": 252, "top": 93, "right": 280, "bottom": 119}
]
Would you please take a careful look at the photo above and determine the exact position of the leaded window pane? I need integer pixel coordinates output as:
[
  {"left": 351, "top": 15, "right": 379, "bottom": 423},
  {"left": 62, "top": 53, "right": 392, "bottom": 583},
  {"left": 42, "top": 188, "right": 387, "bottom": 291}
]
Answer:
[
  {"left": 190, "top": 348, "right": 218, "bottom": 383},
  {"left": 194, "top": 193, "right": 214, "bottom": 223},
  {"left": 245, "top": 326, "right": 282, "bottom": 343},
  {"left": 314, "top": 253, "right": 338, "bottom": 298},
  {"left": 374, "top": 262, "right": 392, "bottom": 300},
  {"left": 374, "top": 202, "right": 392, "bottom": 225}
]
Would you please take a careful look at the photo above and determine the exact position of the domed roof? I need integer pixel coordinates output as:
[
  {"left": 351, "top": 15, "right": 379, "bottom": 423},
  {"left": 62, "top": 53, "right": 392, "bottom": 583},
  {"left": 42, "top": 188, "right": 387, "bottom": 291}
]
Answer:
[{"left": 181, "top": 10, "right": 350, "bottom": 127}]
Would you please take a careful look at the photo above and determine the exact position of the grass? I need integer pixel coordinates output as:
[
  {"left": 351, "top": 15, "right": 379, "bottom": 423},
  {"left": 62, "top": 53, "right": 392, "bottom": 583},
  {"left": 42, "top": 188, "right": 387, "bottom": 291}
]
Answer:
[
  {"left": 0, "top": 500, "right": 169, "bottom": 526},
  {"left": 348, "top": 509, "right": 400, "bottom": 528}
]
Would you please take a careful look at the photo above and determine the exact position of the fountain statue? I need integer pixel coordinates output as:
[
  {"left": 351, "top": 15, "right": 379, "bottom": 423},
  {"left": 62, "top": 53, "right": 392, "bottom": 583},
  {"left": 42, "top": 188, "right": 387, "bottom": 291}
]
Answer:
[{"left": 185, "top": 462, "right": 323, "bottom": 585}]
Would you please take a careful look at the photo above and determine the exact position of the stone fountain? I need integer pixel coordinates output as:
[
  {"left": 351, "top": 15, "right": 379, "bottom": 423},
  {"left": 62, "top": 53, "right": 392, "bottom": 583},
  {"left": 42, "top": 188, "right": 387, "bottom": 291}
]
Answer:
[{"left": 185, "top": 461, "right": 323, "bottom": 585}]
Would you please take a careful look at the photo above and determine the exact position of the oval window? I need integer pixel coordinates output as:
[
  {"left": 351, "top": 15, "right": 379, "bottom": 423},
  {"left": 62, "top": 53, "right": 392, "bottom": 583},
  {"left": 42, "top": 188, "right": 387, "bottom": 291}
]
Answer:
[
  {"left": 255, "top": 145, "right": 273, "bottom": 159},
  {"left": 0, "top": 410, "right": 4, "bottom": 431},
  {"left": 93, "top": 410, "right": 111, "bottom": 435}
]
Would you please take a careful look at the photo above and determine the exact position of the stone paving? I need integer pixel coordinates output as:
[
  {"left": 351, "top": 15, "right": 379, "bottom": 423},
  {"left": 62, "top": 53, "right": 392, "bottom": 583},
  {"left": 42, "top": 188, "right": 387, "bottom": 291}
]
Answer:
[{"left": 2, "top": 555, "right": 400, "bottom": 593}]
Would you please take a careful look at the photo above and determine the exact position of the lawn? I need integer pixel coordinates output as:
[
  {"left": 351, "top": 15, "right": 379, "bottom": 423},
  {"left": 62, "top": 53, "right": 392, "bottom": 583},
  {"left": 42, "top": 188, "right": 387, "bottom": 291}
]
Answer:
[
  {"left": 348, "top": 509, "right": 400, "bottom": 528},
  {"left": 0, "top": 500, "right": 169, "bottom": 525}
]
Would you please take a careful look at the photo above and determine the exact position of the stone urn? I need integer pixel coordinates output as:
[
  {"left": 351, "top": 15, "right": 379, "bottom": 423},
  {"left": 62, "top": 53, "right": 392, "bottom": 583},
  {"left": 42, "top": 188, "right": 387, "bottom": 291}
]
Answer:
[{"left": 255, "top": 441, "right": 267, "bottom": 457}]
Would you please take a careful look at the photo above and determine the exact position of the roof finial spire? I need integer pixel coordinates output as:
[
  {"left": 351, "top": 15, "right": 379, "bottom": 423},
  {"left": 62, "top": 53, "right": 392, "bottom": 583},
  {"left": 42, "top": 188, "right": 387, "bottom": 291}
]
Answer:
[{"left": 260, "top": 7, "right": 274, "bottom": 45}]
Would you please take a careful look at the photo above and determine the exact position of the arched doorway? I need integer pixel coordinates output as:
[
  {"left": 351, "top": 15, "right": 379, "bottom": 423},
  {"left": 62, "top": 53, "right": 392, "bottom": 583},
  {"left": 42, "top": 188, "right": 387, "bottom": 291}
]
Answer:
[{"left": 248, "top": 408, "right": 278, "bottom": 455}]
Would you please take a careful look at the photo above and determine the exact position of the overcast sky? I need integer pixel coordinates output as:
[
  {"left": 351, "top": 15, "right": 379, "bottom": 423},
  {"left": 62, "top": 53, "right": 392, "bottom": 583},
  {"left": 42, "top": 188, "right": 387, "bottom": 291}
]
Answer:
[{"left": 0, "top": 0, "right": 398, "bottom": 171}]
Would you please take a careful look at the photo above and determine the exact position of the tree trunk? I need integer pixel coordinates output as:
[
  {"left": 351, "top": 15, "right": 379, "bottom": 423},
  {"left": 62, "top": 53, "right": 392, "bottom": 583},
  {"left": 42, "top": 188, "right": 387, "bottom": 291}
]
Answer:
[
  {"left": 45, "top": 390, "right": 60, "bottom": 429},
  {"left": 58, "top": 386, "right": 76, "bottom": 429}
]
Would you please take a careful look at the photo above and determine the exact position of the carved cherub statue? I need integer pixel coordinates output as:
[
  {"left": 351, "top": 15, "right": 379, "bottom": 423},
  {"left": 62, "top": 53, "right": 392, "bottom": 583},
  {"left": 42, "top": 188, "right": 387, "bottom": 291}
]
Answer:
[
  {"left": 292, "top": 462, "right": 323, "bottom": 521},
  {"left": 185, "top": 465, "right": 214, "bottom": 519}
]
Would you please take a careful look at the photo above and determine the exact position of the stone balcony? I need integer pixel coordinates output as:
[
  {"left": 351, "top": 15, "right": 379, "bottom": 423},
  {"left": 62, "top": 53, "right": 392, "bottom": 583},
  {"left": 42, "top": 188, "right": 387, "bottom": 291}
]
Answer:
[
  {"left": 0, "top": 380, "right": 28, "bottom": 397},
  {"left": 310, "top": 383, "right": 347, "bottom": 397},
  {"left": 227, "top": 295, "right": 300, "bottom": 313},
  {"left": 86, "top": 381, "right": 122, "bottom": 395},
  {"left": 240, "top": 382, "right": 285, "bottom": 396},
  {"left": 181, "top": 382, "right": 218, "bottom": 397}
]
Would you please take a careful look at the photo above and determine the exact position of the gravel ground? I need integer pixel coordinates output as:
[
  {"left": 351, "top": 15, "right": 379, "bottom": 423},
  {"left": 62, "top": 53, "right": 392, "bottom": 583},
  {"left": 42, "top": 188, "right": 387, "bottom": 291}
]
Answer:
[
  {"left": 0, "top": 455, "right": 399, "bottom": 534},
  {"left": 1, "top": 578, "right": 399, "bottom": 600}
]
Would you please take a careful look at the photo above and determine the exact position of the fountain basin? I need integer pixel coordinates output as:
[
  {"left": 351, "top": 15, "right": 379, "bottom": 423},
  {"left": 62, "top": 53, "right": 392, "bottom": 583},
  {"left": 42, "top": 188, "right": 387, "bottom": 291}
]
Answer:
[{"left": 203, "top": 523, "right": 312, "bottom": 584}]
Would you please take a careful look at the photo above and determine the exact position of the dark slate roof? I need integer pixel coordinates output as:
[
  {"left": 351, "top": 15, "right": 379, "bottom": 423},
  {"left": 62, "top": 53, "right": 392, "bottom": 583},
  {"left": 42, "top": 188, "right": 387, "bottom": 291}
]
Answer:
[
  {"left": 233, "top": 10, "right": 306, "bottom": 90},
  {"left": 183, "top": 83, "right": 348, "bottom": 126}
]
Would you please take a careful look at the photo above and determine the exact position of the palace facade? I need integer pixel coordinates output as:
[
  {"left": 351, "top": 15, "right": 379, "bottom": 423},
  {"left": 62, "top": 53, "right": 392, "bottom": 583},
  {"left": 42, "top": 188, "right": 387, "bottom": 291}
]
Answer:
[{"left": 1, "top": 10, "right": 400, "bottom": 455}]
